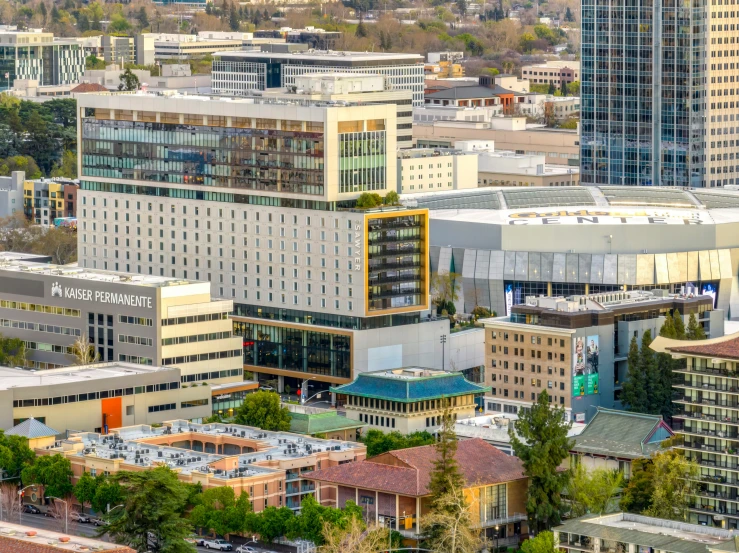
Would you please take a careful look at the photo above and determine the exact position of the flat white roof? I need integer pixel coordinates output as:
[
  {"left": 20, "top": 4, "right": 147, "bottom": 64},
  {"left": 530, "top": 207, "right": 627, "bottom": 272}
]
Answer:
[
  {"left": 0, "top": 259, "right": 200, "bottom": 288},
  {"left": 0, "top": 362, "right": 174, "bottom": 390},
  {"left": 0, "top": 521, "right": 125, "bottom": 551},
  {"left": 212, "top": 49, "right": 423, "bottom": 62}
]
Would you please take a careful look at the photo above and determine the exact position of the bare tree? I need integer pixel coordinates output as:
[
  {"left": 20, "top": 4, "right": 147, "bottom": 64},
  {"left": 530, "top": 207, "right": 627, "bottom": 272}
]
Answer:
[
  {"left": 431, "top": 271, "right": 462, "bottom": 312},
  {"left": 421, "top": 485, "right": 487, "bottom": 553},
  {"left": 0, "top": 482, "right": 22, "bottom": 522},
  {"left": 70, "top": 334, "right": 100, "bottom": 366},
  {"left": 319, "top": 518, "right": 391, "bottom": 553}
]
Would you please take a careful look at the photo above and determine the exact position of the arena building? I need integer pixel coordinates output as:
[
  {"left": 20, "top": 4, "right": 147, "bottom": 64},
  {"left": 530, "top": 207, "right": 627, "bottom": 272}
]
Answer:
[{"left": 402, "top": 186, "right": 739, "bottom": 318}]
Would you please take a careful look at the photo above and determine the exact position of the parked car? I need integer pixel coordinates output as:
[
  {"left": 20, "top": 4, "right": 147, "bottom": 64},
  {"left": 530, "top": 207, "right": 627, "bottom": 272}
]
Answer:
[
  {"left": 90, "top": 517, "right": 106, "bottom": 527},
  {"left": 22, "top": 505, "right": 41, "bottom": 514},
  {"left": 44, "top": 511, "right": 59, "bottom": 519},
  {"left": 71, "top": 512, "right": 90, "bottom": 523},
  {"left": 235, "top": 546, "right": 258, "bottom": 553},
  {"left": 203, "top": 538, "right": 233, "bottom": 551}
]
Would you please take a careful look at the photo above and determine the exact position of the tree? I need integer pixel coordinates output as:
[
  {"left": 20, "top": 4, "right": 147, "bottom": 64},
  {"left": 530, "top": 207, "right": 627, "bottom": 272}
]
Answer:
[
  {"left": 620, "top": 458, "right": 654, "bottom": 514},
  {"left": 108, "top": 13, "right": 132, "bottom": 34},
  {"left": 428, "top": 404, "right": 465, "bottom": 504},
  {"left": 91, "top": 477, "right": 124, "bottom": 515},
  {"left": 21, "top": 454, "right": 74, "bottom": 499},
  {"left": 102, "top": 467, "right": 195, "bottom": 553},
  {"left": 233, "top": 391, "right": 291, "bottom": 431},
  {"left": 0, "top": 334, "right": 25, "bottom": 367},
  {"left": 287, "top": 495, "right": 363, "bottom": 546},
  {"left": 384, "top": 190, "right": 400, "bottom": 205},
  {"left": 673, "top": 312, "right": 686, "bottom": 339},
  {"left": 431, "top": 272, "right": 461, "bottom": 315},
  {"left": 686, "top": 313, "right": 706, "bottom": 340},
  {"left": 36, "top": 227, "right": 77, "bottom": 265},
  {"left": 470, "top": 306, "right": 492, "bottom": 321},
  {"left": 137, "top": 7, "right": 150, "bottom": 29},
  {"left": 456, "top": 0, "right": 468, "bottom": 16},
  {"left": 355, "top": 17, "right": 368, "bottom": 37},
  {"left": 118, "top": 68, "right": 140, "bottom": 92},
  {"left": 50, "top": 150, "right": 77, "bottom": 178},
  {"left": 644, "top": 450, "right": 698, "bottom": 521},
  {"left": 660, "top": 312, "right": 676, "bottom": 339},
  {"left": 639, "top": 329, "right": 659, "bottom": 409},
  {"left": 190, "top": 487, "right": 251, "bottom": 538},
  {"left": 561, "top": 81, "right": 568, "bottom": 96},
  {"left": 547, "top": 81, "right": 556, "bottom": 95},
  {"left": 565, "top": 6, "right": 574, "bottom": 20},
  {"left": 0, "top": 430, "right": 35, "bottom": 479},
  {"left": 421, "top": 485, "right": 485, "bottom": 553},
  {"left": 319, "top": 517, "right": 391, "bottom": 553},
  {"left": 509, "top": 391, "right": 572, "bottom": 532},
  {"left": 521, "top": 530, "right": 557, "bottom": 553},
  {"left": 360, "top": 429, "right": 435, "bottom": 457},
  {"left": 246, "top": 506, "right": 294, "bottom": 543},
  {"left": 621, "top": 336, "right": 647, "bottom": 413},
  {"left": 0, "top": 155, "right": 41, "bottom": 179},
  {"left": 70, "top": 333, "right": 99, "bottom": 365},
  {"left": 85, "top": 54, "right": 106, "bottom": 70},
  {"left": 74, "top": 472, "right": 98, "bottom": 511},
  {"left": 567, "top": 463, "right": 623, "bottom": 518},
  {"left": 355, "top": 192, "right": 382, "bottom": 208}
]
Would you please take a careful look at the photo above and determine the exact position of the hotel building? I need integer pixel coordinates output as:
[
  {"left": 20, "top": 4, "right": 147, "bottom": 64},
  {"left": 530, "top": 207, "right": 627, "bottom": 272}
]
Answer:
[{"left": 76, "top": 92, "right": 447, "bottom": 394}]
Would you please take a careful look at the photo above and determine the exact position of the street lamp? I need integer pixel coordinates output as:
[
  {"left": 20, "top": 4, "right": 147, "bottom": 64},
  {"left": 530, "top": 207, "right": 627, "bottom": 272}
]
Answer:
[
  {"left": 17, "top": 485, "right": 37, "bottom": 525},
  {"left": 47, "top": 496, "right": 68, "bottom": 535},
  {"left": 494, "top": 524, "right": 500, "bottom": 551},
  {"left": 300, "top": 376, "right": 319, "bottom": 404},
  {"left": 440, "top": 334, "right": 447, "bottom": 370}
]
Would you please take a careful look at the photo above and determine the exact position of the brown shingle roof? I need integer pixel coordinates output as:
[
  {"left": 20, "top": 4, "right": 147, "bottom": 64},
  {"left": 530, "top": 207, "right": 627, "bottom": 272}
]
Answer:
[
  {"left": 71, "top": 83, "right": 108, "bottom": 93},
  {"left": 668, "top": 336, "right": 739, "bottom": 360},
  {"left": 305, "top": 438, "right": 525, "bottom": 496}
]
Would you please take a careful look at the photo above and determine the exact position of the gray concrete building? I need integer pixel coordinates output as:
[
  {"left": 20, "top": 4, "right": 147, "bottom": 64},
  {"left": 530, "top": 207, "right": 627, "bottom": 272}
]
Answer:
[{"left": 0, "top": 171, "right": 23, "bottom": 218}]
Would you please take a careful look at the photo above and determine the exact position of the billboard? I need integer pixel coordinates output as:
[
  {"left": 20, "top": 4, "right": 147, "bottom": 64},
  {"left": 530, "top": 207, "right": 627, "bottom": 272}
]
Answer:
[
  {"left": 573, "top": 335, "right": 599, "bottom": 397},
  {"left": 701, "top": 283, "right": 717, "bottom": 308}
]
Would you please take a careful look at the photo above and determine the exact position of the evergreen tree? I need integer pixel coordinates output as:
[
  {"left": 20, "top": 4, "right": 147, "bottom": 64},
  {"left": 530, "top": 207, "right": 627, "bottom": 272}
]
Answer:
[
  {"left": 673, "top": 312, "right": 686, "bottom": 339},
  {"left": 548, "top": 81, "right": 556, "bottom": 95},
  {"left": 355, "top": 17, "right": 368, "bottom": 38},
  {"left": 565, "top": 6, "right": 573, "bottom": 20},
  {"left": 39, "top": 2, "right": 47, "bottom": 24},
  {"left": 428, "top": 403, "right": 465, "bottom": 505},
  {"left": 687, "top": 313, "right": 707, "bottom": 340},
  {"left": 656, "top": 352, "right": 675, "bottom": 421},
  {"left": 229, "top": 4, "right": 239, "bottom": 31},
  {"left": 561, "top": 80, "right": 568, "bottom": 96},
  {"left": 509, "top": 391, "right": 572, "bottom": 532},
  {"left": 77, "top": 12, "right": 90, "bottom": 32},
  {"left": 137, "top": 7, "right": 149, "bottom": 30},
  {"left": 621, "top": 336, "right": 648, "bottom": 412},
  {"left": 660, "top": 312, "right": 676, "bottom": 338},
  {"left": 620, "top": 458, "right": 654, "bottom": 513},
  {"left": 639, "top": 329, "right": 660, "bottom": 414},
  {"left": 456, "top": 0, "right": 467, "bottom": 16}
]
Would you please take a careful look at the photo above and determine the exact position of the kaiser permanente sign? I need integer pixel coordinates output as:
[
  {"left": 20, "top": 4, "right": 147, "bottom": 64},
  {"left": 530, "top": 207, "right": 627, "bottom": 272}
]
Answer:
[
  {"left": 506, "top": 208, "right": 711, "bottom": 225},
  {"left": 61, "top": 287, "right": 153, "bottom": 308}
]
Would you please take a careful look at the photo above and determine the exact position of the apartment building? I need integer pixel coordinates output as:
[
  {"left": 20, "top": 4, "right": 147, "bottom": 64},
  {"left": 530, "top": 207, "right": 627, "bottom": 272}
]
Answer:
[
  {"left": 211, "top": 50, "right": 425, "bottom": 106},
  {"left": 76, "top": 92, "right": 451, "bottom": 394},
  {"left": 45, "top": 419, "right": 366, "bottom": 512},
  {"left": 652, "top": 332, "right": 739, "bottom": 528},
  {"left": 481, "top": 291, "right": 721, "bottom": 422},
  {"left": 101, "top": 35, "right": 135, "bottom": 65},
  {"left": 397, "top": 147, "right": 478, "bottom": 194},
  {"left": 0, "top": 171, "right": 23, "bottom": 218},
  {"left": 0, "top": 31, "right": 84, "bottom": 90},
  {"left": 0, "top": 362, "right": 212, "bottom": 432},
  {"left": 23, "top": 178, "right": 78, "bottom": 226},
  {"left": 0, "top": 256, "right": 242, "bottom": 383},
  {"left": 334, "top": 367, "right": 488, "bottom": 434},
  {"left": 521, "top": 61, "right": 580, "bottom": 86},
  {"left": 262, "top": 73, "right": 414, "bottom": 149}
]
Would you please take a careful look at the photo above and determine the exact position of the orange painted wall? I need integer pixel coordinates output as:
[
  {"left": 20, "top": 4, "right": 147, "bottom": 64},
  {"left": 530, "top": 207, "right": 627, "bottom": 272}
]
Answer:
[{"left": 101, "top": 397, "right": 122, "bottom": 433}]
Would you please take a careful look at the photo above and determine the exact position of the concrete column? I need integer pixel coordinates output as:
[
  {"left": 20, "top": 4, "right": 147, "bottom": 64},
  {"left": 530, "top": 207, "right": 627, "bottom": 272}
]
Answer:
[
  {"left": 547, "top": 281, "right": 552, "bottom": 296},
  {"left": 584, "top": 283, "right": 590, "bottom": 295},
  {"left": 375, "top": 491, "right": 379, "bottom": 526},
  {"left": 278, "top": 376, "right": 285, "bottom": 394},
  {"left": 331, "top": 391, "right": 336, "bottom": 407}
]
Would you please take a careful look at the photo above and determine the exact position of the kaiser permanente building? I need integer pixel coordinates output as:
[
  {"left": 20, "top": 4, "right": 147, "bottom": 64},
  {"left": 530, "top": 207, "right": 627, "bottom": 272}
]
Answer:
[{"left": 0, "top": 255, "right": 243, "bottom": 385}]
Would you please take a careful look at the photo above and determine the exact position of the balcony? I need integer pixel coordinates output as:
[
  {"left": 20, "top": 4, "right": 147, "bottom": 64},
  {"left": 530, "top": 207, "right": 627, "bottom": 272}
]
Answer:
[
  {"left": 676, "top": 380, "right": 739, "bottom": 394},
  {"left": 694, "top": 473, "right": 739, "bottom": 487},
  {"left": 286, "top": 483, "right": 315, "bottom": 497},
  {"left": 675, "top": 366, "right": 737, "bottom": 379},
  {"left": 673, "top": 409, "right": 739, "bottom": 426},
  {"left": 673, "top": 394, "right": 739, "bottom": 409}
]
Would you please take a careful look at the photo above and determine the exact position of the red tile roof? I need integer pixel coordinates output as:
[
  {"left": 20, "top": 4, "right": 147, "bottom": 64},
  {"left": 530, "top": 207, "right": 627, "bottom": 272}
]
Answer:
[
  {"left": 668, "top": 336, "right": 739, "bottom": 360},
  {"left": 71, "top": 83, "right": 109, "bottom": 93},
  {"left": 306, "top": 438, "right": 525, "bottom": 496}
]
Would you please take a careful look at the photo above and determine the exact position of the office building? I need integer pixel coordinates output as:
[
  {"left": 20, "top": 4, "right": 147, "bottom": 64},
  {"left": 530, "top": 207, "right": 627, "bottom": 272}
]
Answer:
[
  {"left": 0, "top": 256, "right": 242, "bottom": 383},
  {"left": 254, "top": 27, "right": 342, "bottom": 50},
  {"left": 569, "top": 408, "right": 673, "bottom": 480},
  {"left": 580, "top": 0, "right": 716, "bottom": 186},
  {"left": 652, "top": 332, "right": 739, "bottom": 527},
  {"left": 75, "top": 92, "right": 459, "bottom": 394},
  {"left": 47, "top": 419, "right": 366, "bottom": 512},
  {"left": 141, "top": 33, "right": 244, "bottom": 60},
  {"left": 0, "top": 362, "right": 212, "bottom": 432},
  {"left": 481, "top": 290, "right": 722, "bottom": 422},
  {"left": 263, "top": 73, "right": 414, "bottom": 149},
  {"left": 398, "top": 186, "right": 739, "bottom": 317},
  {"left": 333, "top": 367, "right": 489, "bottom": 434},
  {"left": 211, "top": 50, "right": 425, "bottom": 106},
  {"left": 0, "top": 522, "right": 133, "bottom": 553},
  {"left": 556, "top": 513, "right": 738, "bottom": 553},
  {"left": 0, "top": 31, "right": 84, "bottom": 90},
  {"left": 0, "top": 171, "right": 23, "bottom": 218},
  {"left": 307, "top": 438, "right": 528, "bottom": 544},
  {"left": 101, "top": 35, "right": 135, "bottom": 65},
  {"left": 521, "top": 61, "right": 580, "bottom": 86},
  {"left": 397, "top": 147, "right": 478, "bottom": 194}
]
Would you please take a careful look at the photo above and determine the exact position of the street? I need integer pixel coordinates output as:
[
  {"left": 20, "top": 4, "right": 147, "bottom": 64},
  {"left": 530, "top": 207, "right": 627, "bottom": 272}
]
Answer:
[{"left": 2, "top": 513, "right": 279, "bottom": 552}]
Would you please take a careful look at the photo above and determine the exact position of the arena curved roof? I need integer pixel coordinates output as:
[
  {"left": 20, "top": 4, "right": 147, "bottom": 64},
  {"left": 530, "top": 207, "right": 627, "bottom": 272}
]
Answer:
[{"left": 402, "top": 186, "right": 739, "bottom": 212}]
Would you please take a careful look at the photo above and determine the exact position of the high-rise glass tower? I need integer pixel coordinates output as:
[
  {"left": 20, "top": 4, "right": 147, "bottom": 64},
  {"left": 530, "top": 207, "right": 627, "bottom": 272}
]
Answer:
[{"left": 580, "top": 0, "right": 707, "bottom": 187}]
